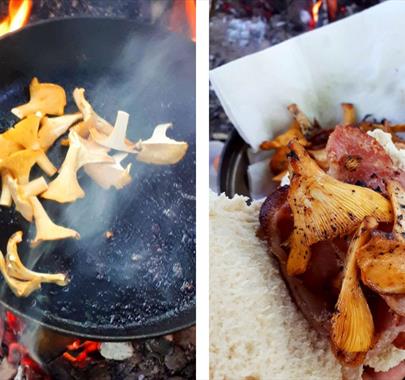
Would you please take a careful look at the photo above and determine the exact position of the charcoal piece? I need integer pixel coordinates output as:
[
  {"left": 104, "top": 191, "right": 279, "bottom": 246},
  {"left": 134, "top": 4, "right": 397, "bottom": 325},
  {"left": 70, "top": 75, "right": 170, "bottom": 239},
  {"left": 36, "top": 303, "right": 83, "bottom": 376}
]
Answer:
[
  {"left": 46, "top": 356, "right": 80, "bottom": 380},
  {"left": 145, "top": 338, "right": 173, "bottom": 356},
  {"left": 164, "top": 347, "right": 187, "bottom": 373},
  {"left": 84, "top": 362, "right": 111, "bottom": 380},
  {"left": 181, "top": 362, "right": 196, "bottom": 379},
  {"left": 116, "top": 351, "right": 144, "bottom": 377},
  {"left": 138, "top": 354, "right": 164, "bottom": 377}
]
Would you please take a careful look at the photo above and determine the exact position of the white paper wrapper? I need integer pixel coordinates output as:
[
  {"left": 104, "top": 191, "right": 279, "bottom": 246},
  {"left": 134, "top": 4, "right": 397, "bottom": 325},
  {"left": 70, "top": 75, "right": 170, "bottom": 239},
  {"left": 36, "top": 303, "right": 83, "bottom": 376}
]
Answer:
[{"left": 210, "top": 1, "right": 405, "bottom": 198}]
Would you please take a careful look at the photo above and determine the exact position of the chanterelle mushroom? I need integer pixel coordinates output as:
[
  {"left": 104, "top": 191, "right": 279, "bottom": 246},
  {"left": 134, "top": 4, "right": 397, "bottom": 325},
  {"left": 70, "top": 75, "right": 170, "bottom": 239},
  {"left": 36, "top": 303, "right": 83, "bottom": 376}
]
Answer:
[
  {"left": 0, "top": 149, "right": 41, "bottom": 184},
  {"left": 8, "top": 175, "right": 48, "bottom": 222},
  {"left": 6, "top": 231, "right": 67, "bottom": 285},
  {"left": 89, "top": 111, "right": 138, "bottom": 153},
  {"left": 358, "top": 235, "right": 405, "bottom": 294},
  {"left": 41, "top": 131, "right": 113, "bottom": 203},
  {"left": 356, "top": 181, "right": 405, "bottom": 295},
  {"left": 11, "top": 77, "right": 66, "bottom": 119},
  {"left": 0, "top": 231, "right": 68, "bottom": 297},
  {"left": 72, "top": 88, "right": 114, "bottom": 138},
  {"left": 0, "top": 135, "right": 22, "bottom": 160},
  {"left": 2, "top": 114, "right": 57, "bottom": 176},
  {"left": 3, "top": 114, "right": 41, "bottom": 150},
  {"left": 84, "top": 153, "right": 132, "bottom": 190},
  {"left": 341, "top": 103, "right": 356, "bottom": 126},
  {"left": 0, "top": 253, "right": 42, "bottom": 297},
  {"left": 331, "top": 217, "right": 376, "bottom": 358},
  {"left": 260, "top": 120, "right": 308, "bottom": 150},
  {"left": 286, "top": 140, "right": 392, "bottom": 276},
  {"left": 30, "top": 196, "right": 79, "bottom": 247},
  {"left": 136, "top": 123, "right": 188, "bottom": 165},
  {"left": 387, "top": 181, "right": 405, "bottom": 242},
  {"left": 39, "top": 113, "right": 82, "bottom": 150},
  {"left": 0, "top": 172, "right": 12, "bottom": 207},
  {"left": 287, "top": 104, "right": 321, "bottom": 139}
]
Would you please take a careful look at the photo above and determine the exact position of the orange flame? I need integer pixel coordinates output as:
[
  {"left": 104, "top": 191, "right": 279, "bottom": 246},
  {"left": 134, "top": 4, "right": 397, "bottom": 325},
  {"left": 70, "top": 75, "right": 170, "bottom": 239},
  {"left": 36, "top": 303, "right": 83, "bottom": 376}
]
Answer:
[
  {"left": 312, "top": 0, "right": 323, "bottom": 25},
  {"left": 169, "top": 0, "right": 196, "bottom": 42},
  {"left": 327, "top": 0, "right": 338, "bottom": 20},
  {"left": 0, "top": 0, "right": 32, "bottom": 38},
  {"left": 185, "top": 0, "right": 196, "bottom": 42}
]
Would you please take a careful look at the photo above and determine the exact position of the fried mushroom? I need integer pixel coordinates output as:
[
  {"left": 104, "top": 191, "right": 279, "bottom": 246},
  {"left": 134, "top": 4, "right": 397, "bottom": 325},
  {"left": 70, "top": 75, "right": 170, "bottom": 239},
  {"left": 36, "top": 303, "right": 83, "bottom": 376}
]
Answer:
[
  {"left": 0, "top": 172, "right": 12, "bottom": 207},
  {"left": 41, "top": 131, "right": 113, "bottom": 203},
  {"left": 30, "top": 196, "right": 79, "bottom": 247},
  {"left": 136, "top": 123, "right": 188, "bottom": 165},
  {"left": 2, "top": 114, "right": 57, "bottom": 176},
  {"left": 341, "top": 103, "right": 356, "bottom": 126},
  {"left": 84, "top": 153, "right": 132, "bottom": 190},
  {"left": 6, "top": 231, "right": 67, "bottom": 286},
  {"left": 287, "top": 104, "right": 321, "bottom": 139},
  {"left": 11, "top": 78, "right": 66, "bottom": 119},
  {"left": 260, "top": 120, "right": 308, "bottom": 150},
  {"left": 355, "top": 180, "right": 405, "bottom": 295},
  {"left": 72, "top": 88, "right": 114, "bottom": 138},
  {"left": 0, "top": 136, "right": 22, "bottom": 160},
  {"left": 357, "top": 236, "right": 405, "bottom": 294},
  {"left": 89, "top": 111, "right": 138, "bottom": 153},
  {"left": 0, "top": 149, "right": 41, "bottom": 184},
  {"left": 387, "top": 180, "right": 405, "bottom": 242},
  {"left": 39, "top": 113, "right": 82, "bottom": 150},
  {"left": 286, "top": 140, "right": 392, "bottom": 276},
  {"left": 0, "top": 231, "right": 67, "bottom": 297},
  {"left": 8, "top": 176, "right": 48, "bottom": 222},
  {"left": 331, "top": 218, "right": 376, "bottom": 356}
]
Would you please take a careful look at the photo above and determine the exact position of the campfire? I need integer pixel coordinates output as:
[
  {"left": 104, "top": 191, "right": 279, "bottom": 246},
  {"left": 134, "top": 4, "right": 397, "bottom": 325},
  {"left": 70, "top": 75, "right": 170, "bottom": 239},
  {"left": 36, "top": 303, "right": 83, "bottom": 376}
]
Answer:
[
  {"left": 0, "top": 307, "right": 195, "bottom": 379},
  {"left": 0, "top": 0, "right": 32, "bottom": 38},
  {"left": 0, "top": 310, "right": 49, "bottom": 379}
]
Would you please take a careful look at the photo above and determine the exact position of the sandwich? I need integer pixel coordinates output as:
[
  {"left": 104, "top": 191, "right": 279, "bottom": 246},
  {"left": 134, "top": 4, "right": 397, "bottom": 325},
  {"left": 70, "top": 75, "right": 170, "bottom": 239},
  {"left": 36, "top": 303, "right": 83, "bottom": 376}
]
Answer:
[{"left": 210, "top": 104, "right": 405, "bottom": 379}]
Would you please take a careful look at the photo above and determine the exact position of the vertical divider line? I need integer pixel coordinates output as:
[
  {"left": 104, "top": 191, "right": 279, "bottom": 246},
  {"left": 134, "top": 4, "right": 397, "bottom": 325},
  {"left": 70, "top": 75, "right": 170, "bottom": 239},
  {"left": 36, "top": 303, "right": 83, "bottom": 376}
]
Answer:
[{"left": 195, "top": 1, "right": 210, "bottom": 379}]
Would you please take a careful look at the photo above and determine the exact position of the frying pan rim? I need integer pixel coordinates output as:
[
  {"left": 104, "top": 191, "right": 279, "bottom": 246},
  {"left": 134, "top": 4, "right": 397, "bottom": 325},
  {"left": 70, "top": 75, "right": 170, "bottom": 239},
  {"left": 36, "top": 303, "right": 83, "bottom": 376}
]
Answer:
[
  {"left": 218, "top": 129, "right": 250, "bottom": 198},
  {"left": 0, "top": 299, "right": 195, "bottom": 341},
  {"left": 0, "top": 16, "right": 196, "bottom": 339},
  {"left": 0, "top": 15, "right": 195, "bottom": 47}
]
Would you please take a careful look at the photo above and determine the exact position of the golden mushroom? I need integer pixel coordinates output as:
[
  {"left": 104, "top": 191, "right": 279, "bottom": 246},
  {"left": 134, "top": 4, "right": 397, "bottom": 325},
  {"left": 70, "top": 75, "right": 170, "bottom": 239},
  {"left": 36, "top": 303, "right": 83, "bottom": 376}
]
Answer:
[{"left": 11, "top": 77, "right": 66, "bottom": 119}]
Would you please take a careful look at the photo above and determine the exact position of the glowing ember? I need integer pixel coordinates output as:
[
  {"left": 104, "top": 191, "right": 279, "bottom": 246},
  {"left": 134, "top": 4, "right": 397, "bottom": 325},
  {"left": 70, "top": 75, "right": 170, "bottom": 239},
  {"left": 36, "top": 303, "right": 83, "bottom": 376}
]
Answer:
[
  {"left": 311, "top": 0, "right": 323, "bottom": 27},
  {"left": 169, "top": 0, "right": 196, "bottom": 42},
  {"left": 0, "top": 0, "right": 32, "bottom": 38},
  {"left": 1, "top": 311, "right": 49, "bottom": 379},
  {"left": 63, "top": 339, "right": 101, "bottom": 368}
]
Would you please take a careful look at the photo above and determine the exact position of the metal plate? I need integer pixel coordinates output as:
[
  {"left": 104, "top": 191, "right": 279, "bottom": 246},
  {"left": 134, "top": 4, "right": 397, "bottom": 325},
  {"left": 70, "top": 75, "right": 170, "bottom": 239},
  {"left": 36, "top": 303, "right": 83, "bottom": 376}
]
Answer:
[{"left": 0, "top": 18, "right": 196, "bottom": 340}]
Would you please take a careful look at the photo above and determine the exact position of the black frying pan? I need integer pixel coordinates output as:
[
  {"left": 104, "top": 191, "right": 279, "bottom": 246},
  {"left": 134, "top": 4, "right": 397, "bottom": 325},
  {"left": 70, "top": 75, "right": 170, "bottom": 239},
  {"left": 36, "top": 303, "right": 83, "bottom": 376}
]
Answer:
[
  {"left": 0, "top": 17, "right": 196, "bottom": 340},
  {"left": 219, "top": 130, "right": 280, "bottom": 203},
  {"left": 219, "top": 129, "right": 250, "bottom": 198}
]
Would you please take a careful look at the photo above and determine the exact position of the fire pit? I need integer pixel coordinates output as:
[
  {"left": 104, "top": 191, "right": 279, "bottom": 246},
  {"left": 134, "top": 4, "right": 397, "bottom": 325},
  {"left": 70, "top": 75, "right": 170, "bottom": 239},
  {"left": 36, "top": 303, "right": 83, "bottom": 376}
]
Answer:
[
  {"left": 0, "top": 306, "right": 195, "bottom": 379},
  {"left": 0, "top": 1, "right": 196, "bottom": 379}
]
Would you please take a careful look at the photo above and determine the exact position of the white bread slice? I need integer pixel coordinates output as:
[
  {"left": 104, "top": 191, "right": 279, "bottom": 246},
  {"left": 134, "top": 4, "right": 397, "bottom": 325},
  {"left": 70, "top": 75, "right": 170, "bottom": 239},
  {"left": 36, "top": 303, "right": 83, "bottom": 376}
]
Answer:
[
  {"left": 210, "top": 192, "right": 340, "bottom": 379},
  {"left": 209, "top": 192, "right": 405, "bottom": 379}
]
